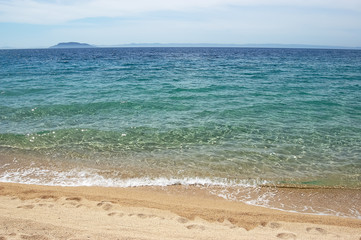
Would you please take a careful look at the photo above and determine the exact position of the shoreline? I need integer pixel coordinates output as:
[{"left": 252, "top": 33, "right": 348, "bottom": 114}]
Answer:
[
  {"left": 1, "top": 149, "right": 361, "bottom": 220},
  {"left": 0, "top": 182, "right": 360, "bottom": 239}
]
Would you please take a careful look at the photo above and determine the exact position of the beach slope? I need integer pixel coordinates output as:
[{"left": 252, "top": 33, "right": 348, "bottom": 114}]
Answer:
[{"left": 0, "top": 182, "right": 360, "bottom": 240}]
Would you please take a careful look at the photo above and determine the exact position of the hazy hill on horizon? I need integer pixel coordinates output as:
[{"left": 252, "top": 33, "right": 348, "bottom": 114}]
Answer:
[
  {"left": 1, "top": 42, "right": 360, "bottom": 50},
  {"left": 50, "top": 42, "right": 95, "bottom": 48}
]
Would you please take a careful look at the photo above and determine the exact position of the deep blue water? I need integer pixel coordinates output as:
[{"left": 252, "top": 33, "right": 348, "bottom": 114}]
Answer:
[{"left": 0, "top": 47, "right": 361, "bottom": 188}]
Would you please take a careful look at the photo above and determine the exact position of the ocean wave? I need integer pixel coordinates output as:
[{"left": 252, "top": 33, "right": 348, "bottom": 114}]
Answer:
[
  {"left": 0, "top": 166, "right": 266, "bottom": 188},
  {"left": 1, "top": 166, "right": 360, "bottom": 220}
]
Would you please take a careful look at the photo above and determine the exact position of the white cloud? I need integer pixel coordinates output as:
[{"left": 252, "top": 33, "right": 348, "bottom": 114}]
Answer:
[
  {"left": 0, "top": 0, "right": 360, "bottom": 24},
  {"left": 1, "top": 0, "right": 361, "bottom": 48}
]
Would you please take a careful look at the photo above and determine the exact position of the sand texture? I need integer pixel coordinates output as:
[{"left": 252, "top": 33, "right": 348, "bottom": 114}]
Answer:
[{"left": 0, "top": 182, "right": 360, "bottom": 240}]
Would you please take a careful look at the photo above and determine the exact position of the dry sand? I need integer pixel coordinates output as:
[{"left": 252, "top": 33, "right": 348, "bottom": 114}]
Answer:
[{"left": 0, "top": 182, "right": 360, "bottom": 240}]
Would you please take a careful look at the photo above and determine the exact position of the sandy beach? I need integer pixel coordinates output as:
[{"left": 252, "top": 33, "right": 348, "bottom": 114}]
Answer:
[{"left": 0, "top": 182, "right": 360, "bottom": 240}]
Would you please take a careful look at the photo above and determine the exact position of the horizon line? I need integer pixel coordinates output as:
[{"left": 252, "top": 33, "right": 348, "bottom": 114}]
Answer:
[{"left": 1, "top": 42, "right": 361, "bottom": 50}]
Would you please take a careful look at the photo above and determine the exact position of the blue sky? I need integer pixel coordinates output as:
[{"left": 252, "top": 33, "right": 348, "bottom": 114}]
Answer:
[{"left": 1, "top": 0, "right": 361, "bottom": 48}]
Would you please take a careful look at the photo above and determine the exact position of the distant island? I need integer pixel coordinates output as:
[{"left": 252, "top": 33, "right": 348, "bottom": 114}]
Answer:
[{"left": 50, "top": 42, "right": 95, "bottom": 48}]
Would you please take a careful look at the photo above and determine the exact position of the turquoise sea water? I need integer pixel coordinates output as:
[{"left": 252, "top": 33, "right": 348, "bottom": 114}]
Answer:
[{"left": 0, "top": 48, "right": 361, "bottom": 217}]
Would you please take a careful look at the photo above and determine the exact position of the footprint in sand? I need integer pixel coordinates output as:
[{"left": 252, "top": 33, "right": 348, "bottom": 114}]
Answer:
[
  {"left": 186, "top": 224, "right": 206, "bottom": 231},
  {"left": 269, "top": 222, "right": 282, "bottom": 229},
  {"left": 276, "top": 233, "right": 297, "bottom": 239},
  {"left": 177, "top": 217, "right": 189, "bottom": 224},
  {"left": 136, "top": 213, "right": 148, "bottom": 219},
  {"left": 139, "top": 214, "right": 157, "bottom": 219},
  {"left": 62, "top": 202, "right": 78, "bottom": 206},
  {"left": 306, "top": 227, "right": 327, "bottom": 234},
  {"left": 63, "top": 197, "right": 83, "bottom": 207},
  {"left": 65, "top": 197, "right": 82, "bottom": 202},
  {"left": 128, "top": 213, "right": 163, "bottom": 219},
  {"left": 40, "top": 195, "right": 57, "bottom": 200},
  {"left": 0, "top": 236, "right": 7, "bottom": 240},
  {"left": 17, "top": 205, "right": 35, "bottom": 209},
  {"left": 36, "top": 203, "right": 54, "bottom": 209},
  {"left": 97, "top": 202, "right": 113, "bottom": 211},
  {"left": 21, "top": 235, "right": 49, "bottom": 240},
  {"left": 261, "top": 222, "right": 282, "bottom": 229}
]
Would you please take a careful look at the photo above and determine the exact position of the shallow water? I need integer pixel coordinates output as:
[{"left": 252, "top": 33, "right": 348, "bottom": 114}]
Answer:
[{"left": 0, "top": 47, "right": 361, "bottom": 218}]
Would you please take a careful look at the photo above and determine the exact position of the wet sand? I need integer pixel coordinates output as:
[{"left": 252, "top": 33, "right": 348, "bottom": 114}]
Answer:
[{"left": 0, "top": 182, "right": 360, "bottom": 240}]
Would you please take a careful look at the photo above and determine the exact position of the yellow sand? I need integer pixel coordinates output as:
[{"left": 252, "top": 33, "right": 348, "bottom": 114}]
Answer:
[{"left": 0, "top": 182, "right": 360, "bottom": 240}]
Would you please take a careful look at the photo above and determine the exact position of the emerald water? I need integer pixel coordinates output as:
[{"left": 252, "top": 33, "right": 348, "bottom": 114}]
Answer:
[{"left": 0, "top": 47, "right": 360, "bottom": 218}]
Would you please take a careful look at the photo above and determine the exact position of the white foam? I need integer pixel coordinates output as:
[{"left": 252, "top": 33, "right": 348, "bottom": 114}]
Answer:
[
  {"left": 0, "top": 167, "right": 265, "bottom": 188},
  {"left": 1, "top": 167, "right": 360, "bottom": 220},
  {"left": 211, "top": 185, "right": 361, "bottom": 220}
]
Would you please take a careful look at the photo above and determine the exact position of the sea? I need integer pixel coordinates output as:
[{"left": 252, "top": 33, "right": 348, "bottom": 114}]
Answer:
[{"left": 0, "top": 47, "right": 360, "bottom": 218}]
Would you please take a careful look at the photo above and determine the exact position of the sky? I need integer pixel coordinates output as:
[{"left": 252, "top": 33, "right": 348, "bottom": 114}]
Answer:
[{"left": 1, "top": 0, "right": 361, "bottom": 48}]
